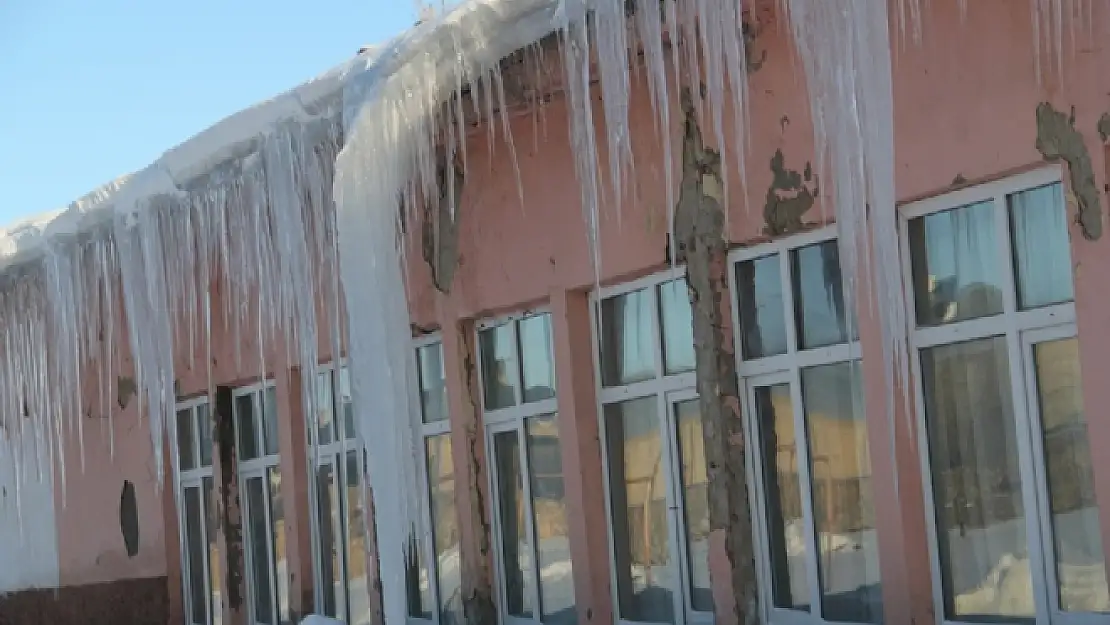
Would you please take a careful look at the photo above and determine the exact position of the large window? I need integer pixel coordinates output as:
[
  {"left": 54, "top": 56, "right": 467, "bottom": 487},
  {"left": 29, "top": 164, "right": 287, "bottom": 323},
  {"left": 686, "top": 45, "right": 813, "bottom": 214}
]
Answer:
[
  {"left": 233, "top": 383, "right": 290, "bottom": 625},
  {"left": 173, "top": 398, "right": 222, "bottom": 625},
  {"left": 408, "top": 337, "right": 463, "bottom": 625},
  {"left": 478, "top": 312, "right": 575, "bottom": 625},
  {"left": 596, "top": 270, "right": 710, "bottom": 625},
  {"left": 311, "top": 365, "right": 371, "bottom": 625},
  {"left": 730, "top": 228, "right": 882, "bottom": 625},
  {"left": 903, "top": 170, "right": 1108, "bottom": 624}
]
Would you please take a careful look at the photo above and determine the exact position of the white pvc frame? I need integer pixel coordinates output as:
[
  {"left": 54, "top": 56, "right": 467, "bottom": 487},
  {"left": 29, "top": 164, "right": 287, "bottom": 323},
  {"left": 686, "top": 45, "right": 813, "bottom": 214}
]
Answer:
[
  {"left": 590, "top": 267, "right": 714, "bottom": 625},
  {"left": 476, "top": 310, "right": 560, "bottom": 625},
  {"left": 727, "top": 225, "right": 871, "bottom": 625},
  {"left": 900, "top": 165, "right": 1108, "bottom": 625},
  {"left": 172, "top": 396, "right": 217, "bottom": 625}
]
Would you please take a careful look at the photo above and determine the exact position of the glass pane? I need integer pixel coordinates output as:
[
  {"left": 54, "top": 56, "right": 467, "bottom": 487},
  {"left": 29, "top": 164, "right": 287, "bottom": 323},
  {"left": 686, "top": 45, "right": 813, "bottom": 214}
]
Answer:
[
  {"left": 792, "top": 241, "right": 855, "bottom": 349},
  {"left": 754, "top": 383, "right": 809, "bottom": 611},
  {"left": 736, "top": 254, "right": 788, "bottom": 359},
  {"left": 316, "top": 372, "right": 336, "bottom": 447},
  {"left": 178, "top": 408, "right": 196, "bottom": 471},
  {"left": 659, "top": 280, "right": 695, "bottom": 375},
  {"left": 316, "top": 463, "right": 342, "bottom": 618},
  {"left": 245, "top": 476, "right": 274, "bottom": 624},
  {"left": 909, "top": 200, "right": 1003, "bottom": 327},
  {"left": 263, "top": 387, "right": 280, "bottom": 456},
  {"left": 801, "top": 362, "right": 883, "bottom": 622},
  {"left": 235, "top": 394, "right": 258, "bottom": 461},
  {"left": 481, "top": 322, "right": 519, "bottom": 410},
  {"left": 419, "top": 343, "right": 449, "bottom": 424},
  {"left": 1010, "top": 183, "right": 1074, "bottom": 310},
  {"left": 604, "top": 397, "right": 674, "bottom": 623},
  {"left": 269, "top": 468, "right": 289, "bottom": 624},
  {"left": 600, "top": 289, "right": 657, "bottom": 387},
  {"left": 494, "top": 431, "right": 534, "bottom": 617},
  {"left": 519, "top": 314, "right": 557, "bottom": 403},
  {"left": 426, "top": 434, "right": 462, "bottom": 624},
  {"left": 340, "top": 368, "right": 356, "bottom": 440},
  {"left": 346, "top": 451, "right": 371, "bottom": 625},
  {"left": 526, "top": 415, "right": 576, "bottom": 625},
  {"left": 184, "top": 487, "right": 208, "bottom": 625},
  {"left": 920, "top": 338, "right": 1034, "bottom": 621},
  {"left": 204, "top": 477, "right": 222, "bottom": 625},
  {"left": 406, "top": 531, "right": 433, "bottom": 619},
  {"left": 673, "top": 399, "right": 712, "bottom": 612},
  {"left": 197, "top": 404, "right": 213, "bottom": 468},
  {"left": 1032, "top": 338, "right": 1109, "bottom": 612}
]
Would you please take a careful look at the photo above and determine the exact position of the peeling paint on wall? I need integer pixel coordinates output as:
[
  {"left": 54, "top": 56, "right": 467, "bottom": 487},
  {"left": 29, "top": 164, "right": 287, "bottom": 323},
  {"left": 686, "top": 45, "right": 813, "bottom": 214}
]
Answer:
[
  {"left": 762, "top": 148, "right": 818, "bottom": 236},
  {"left": 116, "top": 376, "right": 136, "bottom": 411},
  {"left": 1034, "top": 102, "right": 1103, "bottom": 240},
  {"left": 422, "top": 153, "right": 466, "bottom": 294},
  {"left": 1098, "top": 112, "right": 1110, "bottom": 142},
  {"left": 119, "top": 480, "right": 139, "bottom": 558}
]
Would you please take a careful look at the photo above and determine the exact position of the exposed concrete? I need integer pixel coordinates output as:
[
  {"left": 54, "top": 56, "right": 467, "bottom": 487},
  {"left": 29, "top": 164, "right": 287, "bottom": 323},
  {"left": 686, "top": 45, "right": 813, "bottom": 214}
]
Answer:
[
  {"left": 762, "top": 148, "right": 817, "bottom": 236},
  {"left": 0, "top": 576, "right": 169, "bottom": 625},
  {"left": 119, "top": 480, "right": 139, "bottom": 558},
  {"left": 1035, "top": 102, "right": 1103, "bottom": 240},
  {"left": 1098, "top": 112, "right": 1110, "bottom": 142},
  {"left": 423, "top": 152, "right": 466, "bottom": 294},
  {"left": 214, "top": 386, "right": 247, "bottom": 625},
  {"left": 673, "top": 89, "right": 759, "bottom": 625},
  {"left": 116, "top": 376, "right": 136, "bottom": 410}
]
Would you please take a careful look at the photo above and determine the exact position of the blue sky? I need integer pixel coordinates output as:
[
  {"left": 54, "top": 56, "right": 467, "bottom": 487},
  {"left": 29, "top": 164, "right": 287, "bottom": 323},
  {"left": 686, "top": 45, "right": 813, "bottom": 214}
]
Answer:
[{"left": 0, "top": 0, "right": 418, "bottom": 226}]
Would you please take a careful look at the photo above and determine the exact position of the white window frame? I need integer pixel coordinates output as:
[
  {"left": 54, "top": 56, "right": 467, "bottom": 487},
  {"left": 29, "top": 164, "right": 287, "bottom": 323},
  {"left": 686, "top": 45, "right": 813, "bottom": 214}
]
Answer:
[
  {"left": 476, "top": 310, "right": 561, "bottom": 625},
  {"left": 727, "top": 225, "right": 876, "bottom": 625},
  {"left": 591, "top": 267, "right": 714, "bottom": 625},
  {"left": 172, "top": 396, "right": 218, "bottom": 625},
  {"left": 233, "top": 381, "right": 285, "bottom": 625},
  {"left": 900, "top": 165, "right": 1108, "bottom": 625}
]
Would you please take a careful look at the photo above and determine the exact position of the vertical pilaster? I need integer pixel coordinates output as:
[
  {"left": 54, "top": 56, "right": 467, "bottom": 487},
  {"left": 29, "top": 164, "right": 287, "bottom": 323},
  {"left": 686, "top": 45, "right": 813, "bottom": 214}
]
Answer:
[
  {"left": 213, "top": 385, "right": 247, "bottom": 625},
  {"left": 276, "top": 368, "right": 316, "bottom": 621}
]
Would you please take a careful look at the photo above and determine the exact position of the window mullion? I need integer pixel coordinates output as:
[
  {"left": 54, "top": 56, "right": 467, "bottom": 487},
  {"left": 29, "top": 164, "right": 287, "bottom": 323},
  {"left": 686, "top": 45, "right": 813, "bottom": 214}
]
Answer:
[
  {"left": 657, "top": 391, "right": 688, "bottom": 625},
  {"left": 790, "top": 365, "right": 823, "bottom": 620},
  {"left": 517, "top": 419, "right": 542, "bottom": 622},
  {"left": 511, "top": 321, "right": 525, "bottom": 408},
  {"left": 780, "top": 249, "right": 799, "bottom": 355}
]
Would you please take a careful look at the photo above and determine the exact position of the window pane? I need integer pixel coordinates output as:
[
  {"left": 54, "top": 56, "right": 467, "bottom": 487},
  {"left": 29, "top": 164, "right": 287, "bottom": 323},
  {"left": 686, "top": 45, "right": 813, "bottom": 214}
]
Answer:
[
  {"left": 263, "top": 387, "right": 280, "bottom": 456},
  {"left": 184, "top": 487, "right": 208, "bottom": 625},
  {"left": 494, "top": 431, "right": 534, "bottom": 617},
  {"left": 269, "top": 468, "right": 289, "bottom": 624},
  {"left": 673, "top": 399, "right": 712, "bottom": 612},
  {"left": 426, "top": 434, "right": 462, "bottom": 624},
  {"left": 245, "top": 476, "right": 274, "bottom": 623},
  {"left": 481, "top": 322, "right": 519, "bottom": 410},
  {"left": 197, "top": 404, "right": 213, "bottom": 468},
  {"left": 346, "top": 451, "right": 371, "bottom": 625},
  {"left": 340, "top": 368, "right": 356, "bottom": 440},
  {"left": 920, "top": 338, "right": 1034, "bottom": 621},
  {"left": 316, "top": 462, "right": 342, "bottom": 618},
  {"left": 236, "top": 394, "right": 259, "bottom": 461},
  {"left": 600, "top": 289, "right": 657, "bottom": 387},
  {"left": 736, "top": 254, "right": 788, "bottom": 359},
  {"left": 792, "top": 241, "right": 855, "bottom": 349},
  {"left": 604, "top": 397, "right": 674, "bottom": 623},
  {"left": 801, "top": 362, "right": 882, "bottom": 622},
  {"left": 1010, "top": 183, "right": 1074, "bottom": 310},
  {"left": 909, "top": 200, "right": 1003, "bottom": 326},
  {"left": 754, "top": 383, "right": 809, "bottom": 611},
  {"left": 526, "top": 415, "right": 576, "bottom": 625},
  {"left": 316, "top": 372, "right": 336, "bottom": 446},
  {"left": 519, "top": 314, "right": 557, "bottom": 403},
  {"left": 418, "top": 343, "right": 449, "bottom": 424},
  {"left": 659, "top": 280, "right": 695, "bottom": 375},
  {"left": 1032, "top": 338, "right": 1109, "bottom": 612},
  {"left": 204, "top": 477, "right": 222, "bottom": 625},
  {"left": 405, "top": 531, "right": 433, "bottom": 619},
  {"left": 178, "top": 408, "right": 196, "bottom": 471}
]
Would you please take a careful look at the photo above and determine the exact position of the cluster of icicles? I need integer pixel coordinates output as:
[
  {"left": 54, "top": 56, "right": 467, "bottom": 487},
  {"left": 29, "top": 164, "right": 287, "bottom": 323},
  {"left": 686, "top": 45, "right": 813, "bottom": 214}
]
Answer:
[{"left": 0, "top": 0, "right": 1098, "bottom": 621}]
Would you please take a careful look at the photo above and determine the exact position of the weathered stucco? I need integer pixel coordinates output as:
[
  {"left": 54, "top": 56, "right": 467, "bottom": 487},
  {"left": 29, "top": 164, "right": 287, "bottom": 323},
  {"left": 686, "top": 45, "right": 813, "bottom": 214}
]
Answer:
[{"left": 1035, "top": 102, "right": 1103, "bottom": 239}]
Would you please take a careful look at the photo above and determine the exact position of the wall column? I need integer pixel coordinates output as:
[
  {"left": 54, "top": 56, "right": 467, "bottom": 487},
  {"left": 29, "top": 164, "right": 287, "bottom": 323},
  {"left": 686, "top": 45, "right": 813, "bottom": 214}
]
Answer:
[
  {"left": 213, "top": 385, "right": 247, "bottom": 625},
  {"left": 276, "top": 368, "right": 316, "bottom": 621}
]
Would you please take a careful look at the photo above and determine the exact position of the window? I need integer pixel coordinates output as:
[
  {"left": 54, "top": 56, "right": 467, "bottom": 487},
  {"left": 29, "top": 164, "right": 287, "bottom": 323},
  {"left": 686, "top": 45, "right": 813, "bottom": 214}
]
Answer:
[
  {"left": 730, "top": 229, "right": 882, "bottom": 624},
  {"left": 902, "top": 169, "right": 1108, "bottom": 624},
  {"left": 310, "top": 365, "right": 371, "bottom": 625},
  {"left": 595, "top": 270, "right": 709, "bottom": 625},
  {"left": 173, "top": 398, "right": 222, "bottom": 625},
  {"left": 233, "top": 383, "right": 289, "bottom": 625},
  {"left": 478, "top": 312, "right": 575, "bottom": 625},
  {"left": 408, "top": 337, "right": 463, "bottom": 625}
]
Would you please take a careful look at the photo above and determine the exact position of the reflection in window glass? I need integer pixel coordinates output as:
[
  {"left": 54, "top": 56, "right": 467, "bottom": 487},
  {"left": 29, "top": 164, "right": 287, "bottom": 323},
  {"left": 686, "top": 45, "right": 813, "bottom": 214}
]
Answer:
[
  {"left": 673, "top": 400, "right": 712, "bottom": 612},
  {"left": 494, "top": 431, "right": 533, "bottom": 617},
  {"left": 184, "top": 487, "right": 208, "bottom": 625},
  {"left": 481, "top": 323, "right": 520, "bottom": 410},
  {"left": 920, "top": 338, "right": 1034, "bottom": 621},
  {"left": 659, "top": 280, "right": 695, "bottom": 375},
  {"left": 736, "top": 254, "right": 788, "bottom": 359},
  {"left": 178, "top": 409, "right": 196, "bottom": 471},
  {"left": 426, "top": 434, "right": 462, "bottom": 624},
  {"left": 526, "top": 416, "right": 576, "bottom": 625},
  {"left": 236, "top": 395, "right": 259, "bottom": 461},
  {"left": 346, "top": 451, "right": 371, "bottom": 625},
  {"left": 1032, "top": 338, "right": 1109, "bottom": 612},
  {"left": 406, "top": 532, "right": 433, "bottom": 619},
  {"left": 419, "top": 343, "right": 449, "bottom": 424},
  {"left": 604, "top": 397, "right": 675, "bottom": 624},
  {"left": 204, "top": 477, "right": 222, "bottom": 625},
  {"left": 340, "top": 368, "right": 357, "bottom": 439},
  {"left": 246, "top": 476, "right": 274, "bottom": 624},
  {"left": 792, "top": 241, "right": 854, "bottom": 349},
  {"left": 269, "top": 468, "right": 289, "bottom": 624},
  {"left": 754, "top": 384, "right": 809, "bottom": 612},
  {"left": 519, "top": 314, "right": 557, "bottom": 403},
  {"left": 601, "top": 289, "right": 657, "bottom": 387},
  {"left": 197, "top": 404, "right": 213, "bottom": 468},
  {"left": 263, "top": 387, "right": 280, "bottom": 456},
  {"left": 909, "top": 201, "right": 1003, "bottom": 327},
  {"left": 316, "top": 374, "right": 336, "bottom": 446},
  {"left": 1009, "top": 184, "right": 1074, "bottom": 310},
  {"left": 801, "top": 362, "right": 882, "bottom": 623},
  {"left": 316, "top": 463, "right": 342, "bottom": 618}
]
